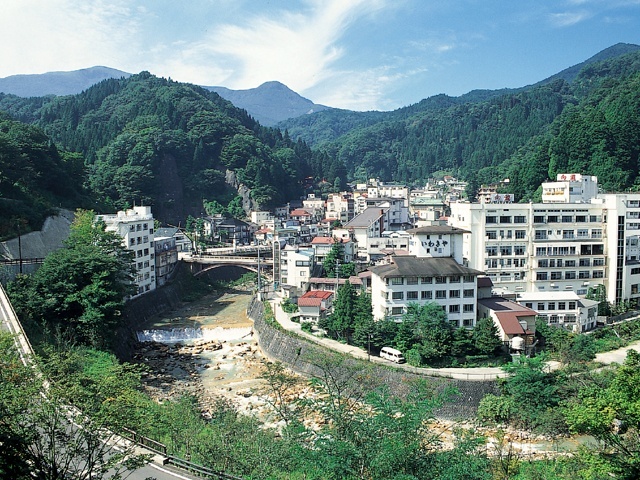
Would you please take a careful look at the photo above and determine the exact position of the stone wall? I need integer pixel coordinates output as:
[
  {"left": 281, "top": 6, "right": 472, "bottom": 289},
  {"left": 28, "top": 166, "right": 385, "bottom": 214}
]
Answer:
[{"left": 248, "top": 299, "right": 500, "bottom": 421}]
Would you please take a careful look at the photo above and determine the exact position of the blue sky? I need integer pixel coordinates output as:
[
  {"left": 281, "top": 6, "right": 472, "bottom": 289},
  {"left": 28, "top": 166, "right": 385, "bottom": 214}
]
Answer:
[{"left": 2, "top": 0, "right": 640, "bottom": 111}]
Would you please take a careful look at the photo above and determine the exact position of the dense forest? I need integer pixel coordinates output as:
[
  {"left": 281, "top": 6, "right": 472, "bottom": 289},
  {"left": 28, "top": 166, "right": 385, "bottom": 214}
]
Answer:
[{"left": 0, "top": 73, "right": 333, "bottom": 232}]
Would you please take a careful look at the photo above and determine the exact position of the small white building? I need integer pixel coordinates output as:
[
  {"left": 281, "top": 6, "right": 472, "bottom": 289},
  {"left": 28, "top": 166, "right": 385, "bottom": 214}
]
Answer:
[
  {"left": 297, "top": 290, "right": 334, "bottom": 324},
  {"left": 280, "top": 246, "right": 315, "bottom": 294},
  {"left": 516, "top": 291, "right": 599, "bottom": 332}
]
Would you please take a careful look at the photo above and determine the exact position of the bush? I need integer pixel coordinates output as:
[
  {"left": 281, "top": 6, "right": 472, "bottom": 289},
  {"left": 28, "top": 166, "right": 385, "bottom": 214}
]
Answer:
[
  {"left": 301, "top": 321, "right": 313, "bottom": 333},
  {"left": 404, "top": 347, "right": 422, "bottom": 367},
  {"left": 477, "top": 394, "right": 516, "bottom": 425}
]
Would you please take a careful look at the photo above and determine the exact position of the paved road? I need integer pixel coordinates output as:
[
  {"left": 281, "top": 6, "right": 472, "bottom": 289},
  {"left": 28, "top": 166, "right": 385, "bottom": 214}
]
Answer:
[{"left": 595, "top": 340, "right": 640, "bottom": 364}]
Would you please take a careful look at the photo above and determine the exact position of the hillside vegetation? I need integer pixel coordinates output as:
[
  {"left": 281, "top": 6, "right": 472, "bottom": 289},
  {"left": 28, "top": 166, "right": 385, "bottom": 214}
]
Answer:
[{"left": 280, "top": 45, "right": 640, "bottom": 198}]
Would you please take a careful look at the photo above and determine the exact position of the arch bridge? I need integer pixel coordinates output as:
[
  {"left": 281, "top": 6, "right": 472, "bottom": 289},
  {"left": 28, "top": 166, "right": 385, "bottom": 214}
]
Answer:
[{"left": 182, "top": 254, "right": 274, "bottom": 277}]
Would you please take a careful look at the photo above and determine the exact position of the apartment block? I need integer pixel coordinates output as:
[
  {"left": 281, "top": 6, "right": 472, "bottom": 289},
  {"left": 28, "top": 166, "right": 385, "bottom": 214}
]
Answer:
[
  {"left": 449, "top": 174, "right": 640, "bottom": 309},
  {"left": 98, "top": 206, "right": 156, "bottom": 298}
]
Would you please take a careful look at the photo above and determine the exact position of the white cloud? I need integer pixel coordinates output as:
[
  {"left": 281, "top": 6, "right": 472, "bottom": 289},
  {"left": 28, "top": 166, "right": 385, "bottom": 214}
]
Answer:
[
  {"left": 548, "top": 10, "right": 592, "bottom": 26},
  {"left": 153, "top": 0, "right": 390, "bottom": 92},
  {"left": 0, "top": 0, "right": 141, "bottom": 76}
]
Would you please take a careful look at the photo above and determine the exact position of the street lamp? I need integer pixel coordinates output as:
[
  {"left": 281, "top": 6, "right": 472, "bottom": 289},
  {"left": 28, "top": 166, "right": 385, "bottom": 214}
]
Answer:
[{"left": 367, "top": 333, "right": 372, "bottom": 361}]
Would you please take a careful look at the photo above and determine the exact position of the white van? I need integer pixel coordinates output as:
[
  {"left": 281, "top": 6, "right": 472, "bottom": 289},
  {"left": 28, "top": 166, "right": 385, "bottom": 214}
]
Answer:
[{"left": 380, "top": 347, "right": 405, "bottom": 364}]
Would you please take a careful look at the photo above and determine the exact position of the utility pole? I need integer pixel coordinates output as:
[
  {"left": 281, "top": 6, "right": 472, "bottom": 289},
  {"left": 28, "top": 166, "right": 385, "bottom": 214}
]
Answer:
[{"left": 257, "top": 243, "right": 262, "bottom": 301}]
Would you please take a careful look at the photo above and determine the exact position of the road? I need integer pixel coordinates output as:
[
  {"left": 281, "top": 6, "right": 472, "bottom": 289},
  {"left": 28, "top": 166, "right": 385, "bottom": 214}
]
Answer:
[{"left": 0, "top": 285, "right": 201, "bottom": 480}]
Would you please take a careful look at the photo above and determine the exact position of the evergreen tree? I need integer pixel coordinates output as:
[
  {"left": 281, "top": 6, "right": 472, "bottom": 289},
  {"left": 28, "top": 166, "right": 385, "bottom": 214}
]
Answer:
[{"left": 472, "top": 317, "right": 504, "bottom": 356}]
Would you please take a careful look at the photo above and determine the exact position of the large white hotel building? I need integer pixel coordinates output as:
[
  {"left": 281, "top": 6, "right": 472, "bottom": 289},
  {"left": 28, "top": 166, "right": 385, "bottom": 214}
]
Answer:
[{"left": 449, "top": 174, "right": 640, "bottom": 309}]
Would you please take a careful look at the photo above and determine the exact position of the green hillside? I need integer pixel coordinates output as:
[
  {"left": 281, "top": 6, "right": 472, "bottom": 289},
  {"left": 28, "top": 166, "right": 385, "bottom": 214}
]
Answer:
[
  {"left": 0, "top": 73, "right": 319, "bottom": 226},
  {"left": 285, "top": 47, "right": 640, "bottom": 197}
]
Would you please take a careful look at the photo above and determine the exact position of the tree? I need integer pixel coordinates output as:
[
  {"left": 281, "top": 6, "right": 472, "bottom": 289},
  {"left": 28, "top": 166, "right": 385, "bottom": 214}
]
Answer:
[
  {"left": 472, "top": 317, "right": 503, "bottom": 356},
  {"left": 0, "top": 332, "right": 151, "bottom": 479},
  {"left": 8, "top": 210, "right": 135, "bottom": 348},
  {"left": 320, "top": 282, "right": 357, "bottom": 341},
  {"left": 403, "top": 303, "right": 453, "bottom": 364}
]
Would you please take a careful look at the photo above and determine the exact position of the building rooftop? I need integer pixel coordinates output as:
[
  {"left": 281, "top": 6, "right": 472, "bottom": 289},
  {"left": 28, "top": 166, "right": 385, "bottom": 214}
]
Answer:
[
  {"left": 369, "top": 256, "right": 483, "bottom": 278},
  {"left": 298, "top": 290, "right": 333, "bottom": 307},
  {"left": 344, "top": 207, "right": 388, "bottom": 228}
]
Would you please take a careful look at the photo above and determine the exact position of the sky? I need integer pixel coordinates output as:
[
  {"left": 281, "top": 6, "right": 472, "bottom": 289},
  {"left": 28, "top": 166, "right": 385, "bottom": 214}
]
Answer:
[{"left": 2, "top": 0, "right": 640, "bottom": 111}]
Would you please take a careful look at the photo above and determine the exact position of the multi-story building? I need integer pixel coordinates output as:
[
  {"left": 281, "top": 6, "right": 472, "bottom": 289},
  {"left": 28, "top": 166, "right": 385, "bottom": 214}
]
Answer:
[
  {"left": 515, "top": 292, "right": 599, "bottom": 332},
  {"left": 369, "top": 255, "right": 483, "bottom": 327},
  {"left": 449, "top": 174, "right": 640, "bottom": 309},
  {"left": 280, "top": 245, "right": 315, "bottom": 294},
  {"left": 153, "top": 231, "right": 178, "bottom": 287},
  {"left": 326, "top": 193, "right": 355, "bottom": 223},
  {"left": 369, "top": 225, "right": 482, "bottom": 325},
  {"left": 98, "top": 206, "right": 156, "bottom": 297}
]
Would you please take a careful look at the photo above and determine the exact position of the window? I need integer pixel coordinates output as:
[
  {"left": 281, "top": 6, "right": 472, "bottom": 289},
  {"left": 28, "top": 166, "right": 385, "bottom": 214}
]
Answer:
[
  {"left": 407, "top": 291, "right": 418, "bottom": 300},
  {"left": 500, "top": 246, "right": 512, "bottom": 256},
  {"left": 449, "top": 304, "right": 460, "bottom": 313},
  {"left": 391, "top": 307, "right": 403, "bottom": 315},
  {"left": 450, "top": 276, "right": 461, "bottom": 283},
  {"left": 593, "top": 271, "right": 604, "bottom": 278},
  {"left": 487, "top": 231, "right": 497, "bottom": 240},
  {"left": 579, "top": 271, "right": 590, "bottom": 279},
  {"left": 435, "top": 276, "right": 447, "bottom": 284},
  {"left": 565, "top": 271, "right": 576, "bottom": 280},
  {"left": 463, "top": 275, "right": 474, "bottom": 283},
  {"left": 421, "top": 291, "right": 432, "bottom": 300},
  {"left": 500, "top": 216, "right": 512, "bottom": 224},
  {"left": 558, "top": 302, "right": 566, "bottom": 310},
  {"left": 486, "top": 216, "right": 497, "bottom": 224},
  {"left": 514, "top": 246, "right": 525, "bottom": 255},
  {"left": 548, "top": 302, "right": 555, "bottom": 310},
  {"left": 593, "top": 258, "right": 605, "bottom": 266},
  {"left": 143, "top": 248, "right": 149, "bottom": 256},
  {"left": 536, "top": 247, "right": 547, "bottom": 256},
  {"left": 537, "top": 303, "right": 545, "bottom": 311},
  {"left": 421, "top": 277, "right": 432, "bottom": 284},
  {"left": 391, "top": 277, "right": 404, "bottom": 285},
  {"left": 536, "top": 272, "right": 548, "bottom": 281},
  {"left": 463, "top": 304, "right": 474, "bottom": 313},
  {"left": 464, "top": 289, "right": 474, "bottom": 298},
  {"left": 550, "top": 272, "right": 562, "bottom": 280},
  {"left": 525, "top": 302, "right": 533, "bottom": 309},
  {"left": 486, "top": 246, "right": 498, "bottom": 257},
  {"left": 535, "top": 230, "right": 547, "bottom": 240},
  {"left": 392, "top": 292, "right": 404, "bottom": 300},
  {"left": 463, "top": 319, "right": 474, "bottom": 327},
  {"left": 568, "top": 301, "right": 577, "bottom": 310},
  {"left": 516, "top": 230, "right": 526, "bottom": 239},
  {"left": 538, "top": 259, "right": 548, "bottom": 268},
  {"left": 565, "top": 260, "right": 576, "bottom": 267},
  {"left": 406, "top": 277, "right": 418, "bottom": 285},
  {"left": 547, "top": 215, "right": 558, "bottom": 223},
  {"left": 632, "top": 267, "right": 640, "bottom": 275},
  {"left": 514, "top": 215, "right": 526, "bottom": 224},
  {"left": 436, "top": 290, "right": 447, "bottom": 299},
  {"left": 449, "top": 290, "right": 460, "bottom": 298}
]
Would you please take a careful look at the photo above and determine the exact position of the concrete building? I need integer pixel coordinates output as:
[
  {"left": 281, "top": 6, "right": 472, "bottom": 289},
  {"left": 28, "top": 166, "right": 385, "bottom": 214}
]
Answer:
[
  {"left": 153, "top": 231, "right": 178, "bottom": 287},
  {"left": 369, "top": 255, "right": 483, "bottom": 326},
  {"left": 98, "top": 206, "right": 156, "bottom": 298},
  {"left": 311, "top": 236, "right": 355, "bottom": 264},
  {"left": 280, "top": 245, "right": 316, "bottom": 294},
  {"left": 515, "top": 292, "right": 599, "bottom": 332},
  {"left": 448, "top": 174, "right": 640, "bottom": 321}
]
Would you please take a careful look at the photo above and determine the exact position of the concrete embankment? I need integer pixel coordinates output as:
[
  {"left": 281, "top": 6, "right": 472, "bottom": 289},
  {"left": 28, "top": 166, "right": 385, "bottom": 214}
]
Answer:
[{"left": 248, "top": 300, "right": 500, "bottom": 421}]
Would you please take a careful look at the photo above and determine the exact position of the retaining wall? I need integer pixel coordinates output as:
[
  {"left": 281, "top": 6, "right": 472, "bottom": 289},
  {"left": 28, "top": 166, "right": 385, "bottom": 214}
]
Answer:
[{"left": 248, "top": 299, "right": 500, "bottom": 421}]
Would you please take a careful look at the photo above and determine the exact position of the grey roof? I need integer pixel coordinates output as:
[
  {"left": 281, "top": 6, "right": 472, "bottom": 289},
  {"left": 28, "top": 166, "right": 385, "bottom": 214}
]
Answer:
[
  {"left": 155, "top": 227, "right": 179, "bottom": 238},
  {"left": 405, "top": 225, "right": 470, "bottom": 235},
  {"left": 344, "top": 207, "right": 388, "bottom": 228},
  {"left": 369, "top": 256, "right": 484, "bottom": 278}
]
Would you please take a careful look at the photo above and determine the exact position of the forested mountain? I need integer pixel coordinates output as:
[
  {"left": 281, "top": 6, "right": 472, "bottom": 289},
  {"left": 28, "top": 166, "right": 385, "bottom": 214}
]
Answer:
[
  {"left": 0, "top": 113, "right": 85, "bottom": 239},
  {"left": 0, "top": 72, "right": 323, "bottom": 227},
  {"left": 279, "top": 44, "right": 640, "bottom": 199},
  {"left": 206, "top": 81, "right": 330, "bottom": 126},
  {"left": 0, "top": 66, "right": 131, "bottom": 97}
]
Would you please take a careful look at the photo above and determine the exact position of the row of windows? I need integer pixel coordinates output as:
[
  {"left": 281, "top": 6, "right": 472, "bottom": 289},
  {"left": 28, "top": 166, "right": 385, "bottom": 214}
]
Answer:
[
  {"left": 536, "top": 271, "right": 604, "bottom": 280},
  {"left": 534, "top": 245, "right": 604, "bottom": 256},
  {"left": 486, "top": 230, "right": 527, "bottom": 240},
  {"left": 532, "top": 215, "right": 602, "bottom": 224},
  {"left": 129, "top": 236, "right": 151, "bottom": 246},
  {"left": 538, "top": 258, "right": 605, "bottom": 268},
  {"left": 534, "top": 229, "right": 602, "bottom": 240},
  {"left": 387, "top": 307, "right": 475, "bottom": 324},
  {"left": 524, "top": 301, "right": 577, "bottom": 311},
  {"left": 129, "top": 223, "right": 151, "bottom": 232},
  {"left": 486, "top": 245, "right": 527, "bottom": 256},
  {"left": 388, "top": 289, "right": 475, "bottom": 300},
  {"left": 387, "top": 275, "right": 475, "bottom": 285}
]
